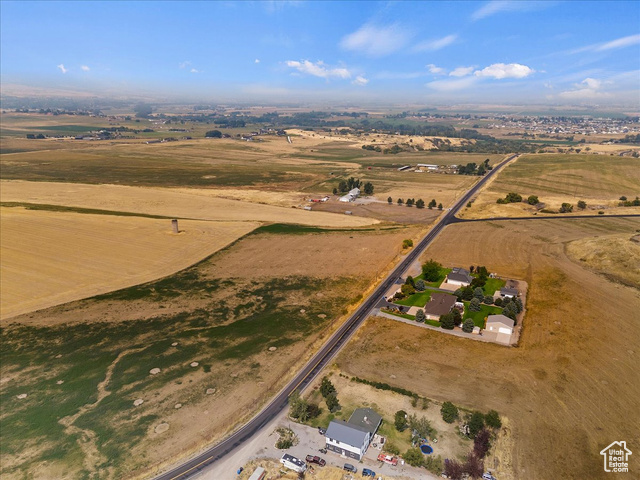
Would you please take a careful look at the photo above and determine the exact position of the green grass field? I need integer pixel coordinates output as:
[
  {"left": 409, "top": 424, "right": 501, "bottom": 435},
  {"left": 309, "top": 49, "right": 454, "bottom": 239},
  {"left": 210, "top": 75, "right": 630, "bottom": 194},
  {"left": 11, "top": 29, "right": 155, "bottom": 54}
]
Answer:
[
  {"left": 394, "top": 290, "right": 433, "bottom": 307},
  {"left": 482, "top": 277, "right": 506, "bottom": 295},
  {"left": 463, "top": 303, "right": 503, "bottom": 328},
  {"left": 414, "top": 268, "right": 452, "bottom": 287}
]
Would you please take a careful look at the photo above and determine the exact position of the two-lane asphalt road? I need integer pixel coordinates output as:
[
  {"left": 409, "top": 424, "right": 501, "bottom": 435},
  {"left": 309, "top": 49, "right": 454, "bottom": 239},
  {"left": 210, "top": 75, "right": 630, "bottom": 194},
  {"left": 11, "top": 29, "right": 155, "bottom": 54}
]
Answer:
[{"left": 154, "top": 155, "right": 518, "bottom": 480}]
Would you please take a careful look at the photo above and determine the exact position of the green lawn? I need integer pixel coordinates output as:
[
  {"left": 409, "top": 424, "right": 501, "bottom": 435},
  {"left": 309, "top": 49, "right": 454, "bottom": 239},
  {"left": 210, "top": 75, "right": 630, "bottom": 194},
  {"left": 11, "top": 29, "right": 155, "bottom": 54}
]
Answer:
[
  {"left": 482, "top": 278, "right": 506, "bottom": 296},
  {"left": 394, "top": 290, "right": 433, "bottom": 307},
  {"left": 414, "top": 268, "right": 452, "bottom": 288},
  {"left": 463, "top": 303, "right": 504, "bottom": 328}
]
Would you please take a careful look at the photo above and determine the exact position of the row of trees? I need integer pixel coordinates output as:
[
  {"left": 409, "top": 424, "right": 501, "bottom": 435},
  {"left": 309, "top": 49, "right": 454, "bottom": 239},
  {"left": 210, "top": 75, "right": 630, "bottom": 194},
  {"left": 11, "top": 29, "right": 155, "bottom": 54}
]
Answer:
[
  {"left": 289, "top": 375, "right": 341, "bottom": 422},
  {"left": 619, "top": 196, "right": 640, "bottom": 206},
  {"left": 457, "top": 159, "right": 491, "bottom": 176},
  {"left": 334, "top": 177, "right": 374, "bottom": 195},
  {"left": 320, "top": 376, "right": 340, "bottom": 412},
  {"left": 386, "top": 198, "right": 443, "bottom": 209},
  {"left": 496, "top": 192, "right": 540, "bottom": 205},
  {"left": 395, "top": 274, "right": 427, "bottom": 300}
]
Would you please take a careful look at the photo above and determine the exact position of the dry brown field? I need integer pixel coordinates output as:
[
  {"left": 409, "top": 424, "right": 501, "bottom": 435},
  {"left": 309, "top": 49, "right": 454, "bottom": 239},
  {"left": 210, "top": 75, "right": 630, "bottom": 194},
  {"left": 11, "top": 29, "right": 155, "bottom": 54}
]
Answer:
[
  {"left": 287, "top": 127, "right": 470, "bottom": 150},
  {"left": 337, "top": 217, "right": 640, "bottom": 480},
  {"left": 0, "top": 225, "right": 422, "bottom": 479},
  {"left": 0, "top": 207, "right": 259, "bottom": 321},
  {"left": 303, "top": 369, "right": 474, "bottom": 464},
  {"left": 565, "top": 232, "right": 640, "bottom": 287},
  {"left": 460, "top": 154, "right": 640, "bottom": 219},
  {"left": 0, "top": 181, "right": 378, "bottom": 227}
]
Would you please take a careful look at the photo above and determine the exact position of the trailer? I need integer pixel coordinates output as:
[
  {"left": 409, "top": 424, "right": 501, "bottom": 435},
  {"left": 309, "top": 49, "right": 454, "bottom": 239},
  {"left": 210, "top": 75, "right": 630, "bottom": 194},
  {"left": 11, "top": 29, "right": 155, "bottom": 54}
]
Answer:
[{"left": 280, "top": 453, "right": 306, "bottom": 473}]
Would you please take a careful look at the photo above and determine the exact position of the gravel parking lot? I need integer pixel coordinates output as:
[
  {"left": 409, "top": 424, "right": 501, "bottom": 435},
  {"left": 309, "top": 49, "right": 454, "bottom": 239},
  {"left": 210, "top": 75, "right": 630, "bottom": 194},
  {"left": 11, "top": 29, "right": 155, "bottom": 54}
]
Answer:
[{"left": 197, "top": 410, "right": 438, "bottom": 480}]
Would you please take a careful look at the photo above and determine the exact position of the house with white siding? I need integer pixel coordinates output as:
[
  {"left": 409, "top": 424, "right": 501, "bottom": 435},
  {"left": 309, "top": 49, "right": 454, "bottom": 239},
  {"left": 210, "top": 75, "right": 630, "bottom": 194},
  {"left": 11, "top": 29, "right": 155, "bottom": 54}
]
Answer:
[{"left": 325, "top": 408, "right": 382, "bottom": 460}]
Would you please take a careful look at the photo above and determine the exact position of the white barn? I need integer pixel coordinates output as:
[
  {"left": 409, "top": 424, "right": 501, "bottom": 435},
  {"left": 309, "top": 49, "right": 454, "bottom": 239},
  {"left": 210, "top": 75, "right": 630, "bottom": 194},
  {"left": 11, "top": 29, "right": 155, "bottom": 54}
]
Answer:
[{"left": 339, "top": 187, "right": 360, "bottom": 203}]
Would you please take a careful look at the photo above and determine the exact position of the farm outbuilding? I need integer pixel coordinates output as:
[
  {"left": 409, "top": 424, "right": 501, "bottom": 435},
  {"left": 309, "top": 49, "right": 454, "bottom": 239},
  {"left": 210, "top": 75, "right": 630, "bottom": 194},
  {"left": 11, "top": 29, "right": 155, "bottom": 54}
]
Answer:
[
  {"left": 339, "top": 188, "right": 360, "bottom": 203},
  {"left": 486, "top": 314, "right": 515, "bottom": 344}
]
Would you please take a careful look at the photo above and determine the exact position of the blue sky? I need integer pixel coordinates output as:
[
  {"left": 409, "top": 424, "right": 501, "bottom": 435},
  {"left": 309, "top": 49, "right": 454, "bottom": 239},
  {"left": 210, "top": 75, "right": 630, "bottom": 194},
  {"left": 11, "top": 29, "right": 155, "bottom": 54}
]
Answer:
[{"left": 1, "top": 1, "right": 639, "bottom": 106}]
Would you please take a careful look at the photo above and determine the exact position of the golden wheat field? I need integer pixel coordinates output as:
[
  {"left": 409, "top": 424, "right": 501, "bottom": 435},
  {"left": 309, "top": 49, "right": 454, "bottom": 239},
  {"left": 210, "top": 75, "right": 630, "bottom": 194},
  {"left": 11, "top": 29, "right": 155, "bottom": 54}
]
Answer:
[{"left": 0, "top": 207, "right": 260, "bottom": 320}]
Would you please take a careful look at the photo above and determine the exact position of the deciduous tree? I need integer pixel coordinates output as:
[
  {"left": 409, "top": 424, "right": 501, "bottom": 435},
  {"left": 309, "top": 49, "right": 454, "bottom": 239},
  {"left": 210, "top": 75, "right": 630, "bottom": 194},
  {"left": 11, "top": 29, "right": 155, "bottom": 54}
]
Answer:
[
  {"left": 422, "top": 259, "right": 442, "bottom": 282},
  {"left": 394, "top": 410, "right": 408, "bottom": 431},
  {"left": 441, "top": 402, "right": 458, "bottom": 423}
]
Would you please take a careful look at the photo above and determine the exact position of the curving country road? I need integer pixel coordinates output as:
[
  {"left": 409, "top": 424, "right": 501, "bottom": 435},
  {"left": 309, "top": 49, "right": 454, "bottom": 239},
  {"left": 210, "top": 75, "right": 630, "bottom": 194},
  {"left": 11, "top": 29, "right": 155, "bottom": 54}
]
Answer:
[{"left": 154, "top": 155, "right": 640, "bottom": 480}]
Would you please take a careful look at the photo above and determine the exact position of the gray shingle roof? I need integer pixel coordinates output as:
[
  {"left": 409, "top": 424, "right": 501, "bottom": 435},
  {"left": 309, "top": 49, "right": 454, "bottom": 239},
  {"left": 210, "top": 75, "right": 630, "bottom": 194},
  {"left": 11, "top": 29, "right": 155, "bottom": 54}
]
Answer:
[
  {"left": 348, "top": 408, "right": 382, "bottom": 435},
  {"left": 447, "top": 267, "right": 473, "bottom": 284},
  {"left": 326, "top": 420, "right": 368, "bottom": 448},
  {"left": 500, "top": 287, "right": 518, "bottom": 296}
]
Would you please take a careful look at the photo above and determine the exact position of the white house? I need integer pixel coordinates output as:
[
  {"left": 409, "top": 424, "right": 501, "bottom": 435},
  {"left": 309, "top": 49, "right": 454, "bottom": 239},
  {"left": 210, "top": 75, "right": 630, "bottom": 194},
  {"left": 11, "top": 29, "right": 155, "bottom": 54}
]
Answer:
[
  {"left": 445, "top": 267, "right": 473, "bottom": 286},
  {"left": 280, "top": 454, "right": 306, "bottom": 473},
  {"left": 325, "top": 408, "right": 382, "bottom": 460}
]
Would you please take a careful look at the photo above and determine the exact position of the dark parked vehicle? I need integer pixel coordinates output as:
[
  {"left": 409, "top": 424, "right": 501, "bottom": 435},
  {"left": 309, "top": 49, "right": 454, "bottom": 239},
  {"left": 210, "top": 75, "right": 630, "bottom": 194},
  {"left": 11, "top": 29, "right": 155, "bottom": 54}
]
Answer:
[
  {"left": 343, "top": 463, "right": 357, "bottom": 473},
  {"left": 318, "top": 427, "right": 326, "bottom": 435},
  {"left": 362, "top": 468, "right": 376, "bottom": 477},
  {"left": 305, "top": 455, "right": 326, "bottom": 466}
]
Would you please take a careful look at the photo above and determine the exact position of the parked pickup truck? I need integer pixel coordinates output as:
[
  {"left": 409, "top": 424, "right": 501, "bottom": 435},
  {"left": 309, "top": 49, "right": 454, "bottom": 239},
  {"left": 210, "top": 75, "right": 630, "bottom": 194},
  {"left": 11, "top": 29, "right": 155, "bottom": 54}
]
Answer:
[
  {"left": 305, "top": 455, "right": 326, "bottom": 466},
  {"left": 377, "top": 453, "right": 398, "bottom": 466}
]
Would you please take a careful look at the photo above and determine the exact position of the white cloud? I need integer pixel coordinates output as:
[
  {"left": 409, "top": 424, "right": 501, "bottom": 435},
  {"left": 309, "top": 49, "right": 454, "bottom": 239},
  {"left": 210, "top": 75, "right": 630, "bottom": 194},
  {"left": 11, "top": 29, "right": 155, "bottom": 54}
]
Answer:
[
  {"left": 57, "top": 64, "right": 67, "bottom": 74},
  {"left": 427, "top": 64, "right": 445, "bottom": 75},
  {"left": 559, "top": 77, "right": 609, "bottom": 100},
  {"left": 595, "top": 33, "right": 640, "bottom": 52},
  {"left": 414, "top": 34, "right": 458, "bottom": 52},
  {"left": 352, "top": 76, "right": 369, "bottom": 86},
  {"left": 565, "top": 34, "right": 640, "bottom": 55},
  {"left": 190, "top": 68, "right": 200, "bottom": 73},
  {"left": 472, "top": 1, "right": 553, "bottom": 21},
  {"left": 474, "top": 63, "right": 534, "bottom": 79},
  {"left": 81, "top": 65, "right": 90, "bottom": 72},
  {"left": 340, "top": 23, "right": 411, "bottom": 57},
  {"left": 179, "top": 61, "right": 191, "bottom": 69},
  {"left": 426, "top": 77, "right": 478, "bottom": 92},
  {"left": 285, "top": 60, "right": 351, "bottom": 79},
  {"left": 449, "top": 66, "right": 474, "bottom": 77},
  {"left": 255, "top": 59, "right": 260, "bottom": 64}
]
